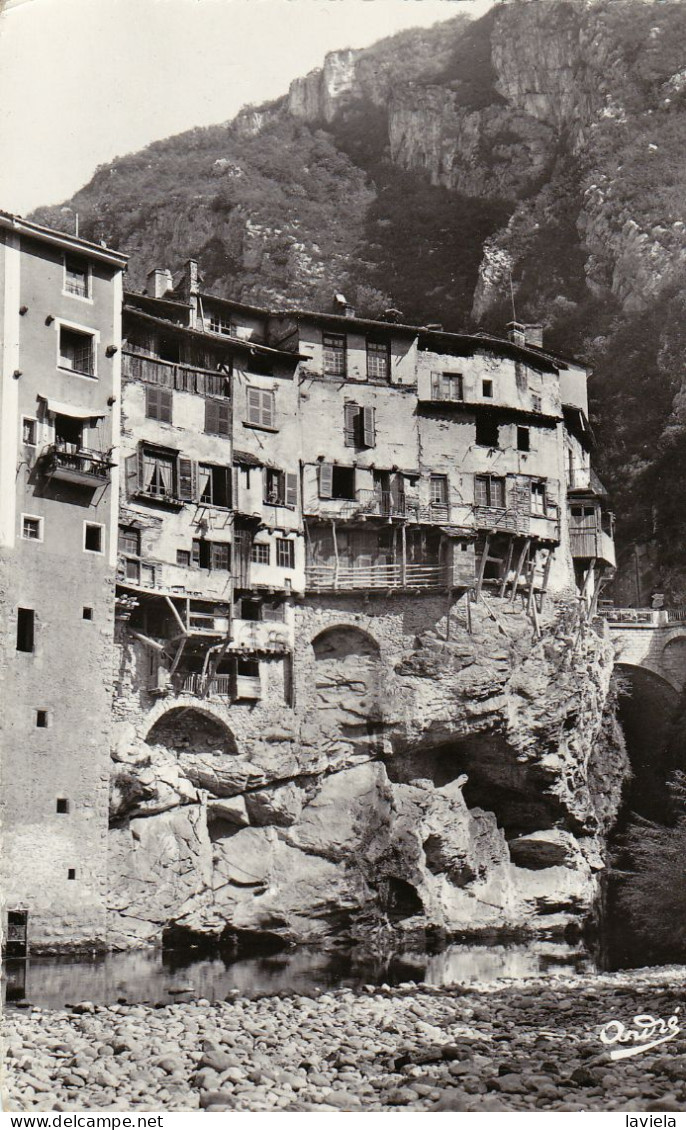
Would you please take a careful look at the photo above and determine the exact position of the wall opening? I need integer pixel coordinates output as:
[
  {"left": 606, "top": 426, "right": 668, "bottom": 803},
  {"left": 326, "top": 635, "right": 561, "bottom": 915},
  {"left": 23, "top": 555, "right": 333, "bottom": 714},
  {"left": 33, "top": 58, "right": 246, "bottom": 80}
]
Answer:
[
  {"left": 145, "top": 707, "right": 238, "bottom": 757},
  {"left": 16, "top": 608, "right": 35, "bottom": 653},
  {"left": 312, "top": 626, "right": 381, "bottom": 734}
]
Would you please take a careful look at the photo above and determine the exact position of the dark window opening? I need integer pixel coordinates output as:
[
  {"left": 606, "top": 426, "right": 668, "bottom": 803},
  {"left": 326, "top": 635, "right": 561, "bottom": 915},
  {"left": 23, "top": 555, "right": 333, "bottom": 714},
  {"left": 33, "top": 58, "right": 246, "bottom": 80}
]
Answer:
[
  {"left": 17, "top": 608, "right": 34, "bottom": 653},
  {"left": 36, "top": 709, "right": 48, "bottom": 728},
  {"left": 344, "top": 403, "right": 375, "bottom": 448},
  {"left": 54, "top": 413, "right": 83, "bottom": 450},
  {"left": 475, "top": 413, "right": 499, "bottom": 448},
  {"left": 482, "top": 379, "right": 493, "bottom": 398},
  {"left": 158, "top": 335, "right": 180, "bottom": 363},
  {"left": 264, "top": 467, "right": 285, "bottom": 505},
  {"left": 67, "top": 868, "right": 76, "bottom": 880},
  {"left": 332, "top": 465, "right": 355, "bottom": 500},
  {"left": 82, "top": 606, "right": 93, "bottom": 621},
  {"left": 56, "top": 798, "right": 69, "bottom": 814},
  {"left": 237, "top": 658, "right": 259, "bottom": 678},
  {"left": 199, "top": 464, "right": 231, "bottom": 507},
  {"left": 240, "top": 598, "right": 262, "bottom": 621},
  {"left": 84, "top": 524, "right": 103, "bottom": 553},
  {"left": 517, "top": 426, "right": 530, "bottom": 452},
  {"left": 248, "top": 354, "right": 274, "bottom": 377},
  {"left": 22, "top": 417, "right": 37, "bottom": 445}
]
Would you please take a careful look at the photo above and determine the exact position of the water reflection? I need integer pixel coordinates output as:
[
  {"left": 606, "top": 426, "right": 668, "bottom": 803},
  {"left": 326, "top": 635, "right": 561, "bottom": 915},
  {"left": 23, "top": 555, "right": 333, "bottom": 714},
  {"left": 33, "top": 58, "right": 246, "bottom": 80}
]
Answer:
[{"left": 2, "top": 939, "right": 595, "bottom": 1011}]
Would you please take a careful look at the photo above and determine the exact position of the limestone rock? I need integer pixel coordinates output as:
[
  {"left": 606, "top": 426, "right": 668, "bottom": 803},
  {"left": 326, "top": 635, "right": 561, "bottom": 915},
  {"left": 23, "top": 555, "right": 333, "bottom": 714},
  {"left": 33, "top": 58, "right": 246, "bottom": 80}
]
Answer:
[{"left": 244, "top": 782, "right": 303, "bottom": 827}]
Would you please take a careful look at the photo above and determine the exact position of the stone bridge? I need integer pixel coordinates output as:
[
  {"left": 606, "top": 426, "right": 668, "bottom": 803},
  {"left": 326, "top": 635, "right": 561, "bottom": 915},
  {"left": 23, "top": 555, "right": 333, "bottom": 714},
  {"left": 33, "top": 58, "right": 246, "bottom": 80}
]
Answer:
[{"left": 603, "top": 608, "right": 686, "bottom": 692}]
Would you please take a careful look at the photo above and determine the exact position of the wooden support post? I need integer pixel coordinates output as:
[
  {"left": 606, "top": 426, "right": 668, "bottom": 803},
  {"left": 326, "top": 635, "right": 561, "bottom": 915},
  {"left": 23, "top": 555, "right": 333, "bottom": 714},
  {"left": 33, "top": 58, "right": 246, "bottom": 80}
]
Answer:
[
  {"left": 499, "top": 535, "right": 515, "bottom": 600},
  {"left": 168, "top": 637, "right": 187, "bottom": 679},
  {"left": 401, "top": 523, "right": 407, "bottom": 588},
  {"left": 526, "top": 549, "right": 537, "bottom": 615},
  {"left": 332, "top": 519, "right": 339, "bottom": 590},
  {"left": 446, "top": 589, "right": 452, "bottom": 641},
  {"left": 531, "top": 593, "right": 541, "bottom": 639},
  {"left": 165, "top": 596, "right": 188, "bottom": 636},
  {"left": 129, "top": 630, "right": 166, "bottom": 653},
  {"left": 538, "top": 548, "right": 553, "bottom": 614},
  {"left": 510, "top": 538, "right": 531, "bottom": 605},
  {"left": 466, "top": 590, "right": 473, "bottom": 634},
  {"left": 474, "top": 534, "right": 491, "bottom": 602}
]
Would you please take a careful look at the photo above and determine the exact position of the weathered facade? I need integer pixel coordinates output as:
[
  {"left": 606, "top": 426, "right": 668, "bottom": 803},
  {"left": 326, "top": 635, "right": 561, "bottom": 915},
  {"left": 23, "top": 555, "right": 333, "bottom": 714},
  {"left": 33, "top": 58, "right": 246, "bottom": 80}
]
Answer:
[{"left": 2, "top": 224, "right": 622, "bottom": 953}]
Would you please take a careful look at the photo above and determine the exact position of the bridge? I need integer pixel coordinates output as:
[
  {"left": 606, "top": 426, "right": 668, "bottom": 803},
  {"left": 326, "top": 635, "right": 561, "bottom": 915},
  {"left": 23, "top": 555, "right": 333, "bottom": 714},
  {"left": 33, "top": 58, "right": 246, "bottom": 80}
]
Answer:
[{"left": 602, "top": 608, "right": 686, "bottom": 692}]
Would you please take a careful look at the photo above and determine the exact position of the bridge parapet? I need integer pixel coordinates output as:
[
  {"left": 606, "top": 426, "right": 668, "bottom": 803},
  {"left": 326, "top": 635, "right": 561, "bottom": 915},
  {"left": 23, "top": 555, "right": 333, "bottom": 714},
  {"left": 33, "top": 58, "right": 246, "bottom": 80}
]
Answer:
[
  {"left": 600, "top": 607, "right": 686, "bottom": 628},
  {"left": 600, "top": 608, "right": 686, "bottom": 691}
]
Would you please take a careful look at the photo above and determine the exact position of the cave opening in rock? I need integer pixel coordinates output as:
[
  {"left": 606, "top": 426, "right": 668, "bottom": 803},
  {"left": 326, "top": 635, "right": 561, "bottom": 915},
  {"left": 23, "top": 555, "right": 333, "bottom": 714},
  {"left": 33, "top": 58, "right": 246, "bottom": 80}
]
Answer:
[
  {"left": 380, "top": 877, "right": 423, "bottom": 921},
  {"left": 145, "top": 707, "right": 237, "bottom": 757},
  {"left": 603, "top": 663, "right": 685, "bottom": 969}
]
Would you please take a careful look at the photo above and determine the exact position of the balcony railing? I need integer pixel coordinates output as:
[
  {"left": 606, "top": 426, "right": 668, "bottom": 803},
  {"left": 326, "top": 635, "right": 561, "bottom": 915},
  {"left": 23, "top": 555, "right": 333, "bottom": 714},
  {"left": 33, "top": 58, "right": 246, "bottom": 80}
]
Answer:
[
  {"left": 178, "top": 672, "right": 261, "bottom": 700},
  {"left": 569, "top": 526, "right": 616, "bottom": 566},
  {"left": 306, "top": 561, "right": 447, "bottom": 591},
  {"left": 122, "top": 351, "right": 230, "bottom": 397},
  {"left": 42, "top": 444, "right": 112, "bottom": 485}
]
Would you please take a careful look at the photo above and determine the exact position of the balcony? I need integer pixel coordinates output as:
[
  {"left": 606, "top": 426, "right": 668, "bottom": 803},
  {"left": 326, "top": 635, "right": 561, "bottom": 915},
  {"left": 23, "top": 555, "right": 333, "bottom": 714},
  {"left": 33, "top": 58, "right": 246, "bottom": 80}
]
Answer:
[
  {"left": 306, "top": 561, "right": 448, "bottom": 591},
  {"left": 566, "top": 467, "right": 592, "bottom": 491},
  {"left": 122, "top": 351, "right": 230, "bottom": 397},
  {"left": 42, "top": 444, "right": 112, "bottom": 486},
  {"left": 177, "top": 672, "right": 261, "bottom": 701},
  {"left": 230, "top": 618, "right": 290, "bottom": 654},
  {"left": 569, "top": 525, "right": 616, "bottom": 567}
]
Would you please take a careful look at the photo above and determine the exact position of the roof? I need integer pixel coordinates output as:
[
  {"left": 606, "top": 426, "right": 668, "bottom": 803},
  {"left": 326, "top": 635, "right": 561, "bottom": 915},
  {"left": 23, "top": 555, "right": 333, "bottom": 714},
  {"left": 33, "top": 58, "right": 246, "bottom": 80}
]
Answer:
[
  {"left": 0, "top": 210, "right": 128, "bottom": 268},
  {"left": 122, "top": 304, "right": 307, "bottom": 362},
  {"left": 125, "top": 291, "right": 192, "bottom": 321}
]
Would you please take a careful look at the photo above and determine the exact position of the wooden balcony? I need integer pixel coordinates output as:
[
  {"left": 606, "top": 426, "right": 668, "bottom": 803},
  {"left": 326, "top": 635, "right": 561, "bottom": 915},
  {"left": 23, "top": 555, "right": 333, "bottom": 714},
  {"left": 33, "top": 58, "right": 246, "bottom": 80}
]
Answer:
[
  {"left": 177, "top": 672, "right": 261, "bottom": 701},
  {"left": 569, "top": 526, "right": 616, "bottom": 567},
  {"left": 42, "top": 444, "right": 112, "bottom": 486},
  {"left": 122, "top": 351, "right": 230, "bottom": 397},
  {"left": 306, "top": 561, "right": 448, "bottom": 591}
]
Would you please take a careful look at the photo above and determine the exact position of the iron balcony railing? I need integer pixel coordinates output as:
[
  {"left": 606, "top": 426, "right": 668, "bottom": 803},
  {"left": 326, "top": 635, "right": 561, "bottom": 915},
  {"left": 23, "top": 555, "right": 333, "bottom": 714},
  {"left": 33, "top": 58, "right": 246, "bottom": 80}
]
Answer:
[{"left": 43, "top": 444, "right": 112, "bottom": 483}]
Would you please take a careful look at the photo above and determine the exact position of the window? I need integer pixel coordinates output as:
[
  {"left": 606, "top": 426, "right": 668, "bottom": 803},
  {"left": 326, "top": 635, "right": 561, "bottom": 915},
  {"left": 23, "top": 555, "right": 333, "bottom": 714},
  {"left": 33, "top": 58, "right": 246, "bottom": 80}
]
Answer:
[
  {"left": 22, "top": 417, "right": 37, "bottom": 446},
  {"left": 84, "top": 523, "right": 103, "bottom": 553},
  {"left": 475, "top": 475, "right": 505, "bottom": 508},
  {"left": 54, "top": 414, "right": 83, "bottom": 450},
  {"left": 517, "top": 426, "right": 530, "bottom": 452},
  {"left": 276, "top": 539, "right": 295, "bottom": 569},
  {"left": 198, "top": 464, "right": 232, "bottom": 508},
  {"left": 209, "top": 312, "right": 235, "bottom": 336},
  {"left": 246, "top": 387, "right": 275, "bottom": 429},
  {"left": 16, "top": 608, "right": 34, "bottom": 653},
  {"left": 430, "top": 372, "right": 463, "bottom": 401},
  {"left": 141, "top": 448, "right": 177, "bottom": 498},
  {"left": 482, "top": 379, "right": 493, "bottom": 398},
  {"left": 531, "top": 481, "right": 546, "bottom": 515},
  {"left": 239, "top": 598, "right": 262, "bottom": 621},
  {"left": 475, "top": 413, "right": 499, "bottom": 448},
  {"left": 344, "top": 403, "right": 375, "bottom": 448},
  {"left": 176, "top": 549, "right": 191, "bottom": 567},
  {"left": 118, "top": 526, "right": 140, "bottom": 556},
  {"left": 205, "top": 398, "right": 231, "bottom": 436},
  {"left": 158, "top": 335, "right": 179, "bottom": 363},
  {"left": 251, "top": 542, "right": 270, "bottom": 565},
  {"left": 36, "top": 709, "right": 48, "bottom": 728},
  {"left": 56, "top": 799, "right": 70, "bottom": 814},
  {"left": 82, "top": 607, "right": 93, "bottom": 621},
  {"left": 366, "top": 339, "right": 390, "bottom": 382},
  {"left": 64, "top": 256, "right": 90, "bottom": 298},
  {"left": 67, "top": 869, "right": 76, "bottom": 881},
  {"left": 323, "top": 333, "right": 346, "bottom": 376},
  {"left": 191, "top": 539, "right": 231, "bottom": 570},
  {"left": 532, "top": 394, "right": 542, "bottom": 413},
  {"left": 59, "top": 326, "right": 95, "bottom": 376},
  {"left": 318, "top": 463, "right": 355, "bottom": 500},
  {"left": 263, "top": 468, "right": 297, "bottom": 507},
  {"left": 21, "top": 515, "right": 43, "bottom": 542},
  {"left": 429, "top": 475, "right": 448, "bottom": 506},
  {"left": 145, "top": 386, "right": 173, "bottom": 423}
]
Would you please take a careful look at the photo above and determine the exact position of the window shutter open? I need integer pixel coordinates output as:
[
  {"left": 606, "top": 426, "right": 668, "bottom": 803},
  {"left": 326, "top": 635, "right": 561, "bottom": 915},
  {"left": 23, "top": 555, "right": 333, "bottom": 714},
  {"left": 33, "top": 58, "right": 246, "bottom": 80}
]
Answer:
[
  {"left": 344, "top": 403, "right": 358, "bottom": 447},
  {"left": 160, "top": 388, "right": 173, "bottom": 423},
  {"left": 261, "top": 390, "right": 274, "bottom": 428},
  {"left": 247, "top": 388, "right": 262, "bottom": 425},
  {"left": 178, "top": 457, "right": 196, "bottom": 501},
  {"left": 125, "top": 453, "right": 140, "bottom": 496},
  {"left": 362, "top": 406, "right": 375, "bottom": 448},
  {"left": 431, "top": 372, "right": 441, "bottom": 400},
  {"left": 285, "top": 472, "right": 297, "bottom": 508},
  {"left": 319, "top": 463, "right": 333, "bottom": 499}
]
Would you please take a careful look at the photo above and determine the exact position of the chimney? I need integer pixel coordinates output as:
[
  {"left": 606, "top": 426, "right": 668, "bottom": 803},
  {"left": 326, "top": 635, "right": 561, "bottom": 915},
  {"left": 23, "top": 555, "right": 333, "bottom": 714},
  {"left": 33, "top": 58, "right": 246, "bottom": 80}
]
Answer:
[
  {"left": 146, "top": 268, "right": 173, "bottom": 299},
  {"left": 507, "top": 321, "right": 543, "bottom": 348},
  {"left": 333, "top": 292, "right": 355, "bottom": 319}
]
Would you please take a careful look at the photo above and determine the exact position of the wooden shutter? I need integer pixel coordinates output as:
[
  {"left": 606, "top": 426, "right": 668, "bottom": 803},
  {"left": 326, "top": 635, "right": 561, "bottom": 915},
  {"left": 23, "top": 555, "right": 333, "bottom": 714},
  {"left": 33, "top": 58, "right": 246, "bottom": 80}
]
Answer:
[
  {"left": 125, "top": 453, "right": 140, "bottom": 496},
  {"left": 285, "top": 472, "right": 298, "bottom": 508},
  {"left": 159, "top": 388, "right": 172, "bottom": 423},
  {"left": 247, "top": 388, "right": 262, "bottom": 424},
  {"left": 177, "top": 457, "right": 196, "bottom": 501},
  {"left": 431, "top": 372, "right": 441, "bottom": 400},
  {"left": 261, "top": 390, "right": 274, "bottom": 428},
  {"left": 362, "top": 406, "right": 375, "bottom": 448},
  {"left": 192, "top": 539, "right": 201, "bottom": 567},
  {"left": 206, "top": 398, "right": 230, "bottom": 435},
  {"left": 319, "top": 463, "right": 333, "bottom": 499},
  {"left": 344, "top": 403, "right": 358, "bottom": 447}
]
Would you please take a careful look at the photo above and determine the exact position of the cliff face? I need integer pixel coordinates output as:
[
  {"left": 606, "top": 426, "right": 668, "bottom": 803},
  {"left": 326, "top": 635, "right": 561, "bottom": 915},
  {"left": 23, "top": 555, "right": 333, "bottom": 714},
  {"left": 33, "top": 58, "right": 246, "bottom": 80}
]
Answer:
[{"left": 105, "top": 599, "right": 627, "bottom": 951}]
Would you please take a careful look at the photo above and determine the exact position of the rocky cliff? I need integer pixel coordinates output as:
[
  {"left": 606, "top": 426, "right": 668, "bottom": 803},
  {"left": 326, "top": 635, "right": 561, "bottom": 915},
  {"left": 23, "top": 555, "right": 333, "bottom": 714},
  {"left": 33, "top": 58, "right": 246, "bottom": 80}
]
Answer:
[{"left": 106, "top": 598, "right": 626, "bottom": 952}]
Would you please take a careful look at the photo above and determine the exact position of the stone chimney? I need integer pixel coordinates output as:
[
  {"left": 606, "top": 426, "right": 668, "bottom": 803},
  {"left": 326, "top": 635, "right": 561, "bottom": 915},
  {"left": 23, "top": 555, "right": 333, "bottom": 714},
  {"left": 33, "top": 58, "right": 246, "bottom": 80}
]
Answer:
[
  {"left": 333, "top": 292, "right": 355, "bottom": 319},
  {"left": 146, "top": 268, "right": 173, "bottom": 298},
  {"left": 507, "top": 321, "right": 543, "bottom": 348}
]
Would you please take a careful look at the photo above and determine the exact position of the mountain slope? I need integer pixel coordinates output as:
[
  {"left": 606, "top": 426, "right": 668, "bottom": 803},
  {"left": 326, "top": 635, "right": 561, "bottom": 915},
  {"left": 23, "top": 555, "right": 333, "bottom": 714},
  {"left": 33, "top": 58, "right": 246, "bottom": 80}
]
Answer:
[{"left": 32, "top": 0, "right": 686, "bottom": 599}]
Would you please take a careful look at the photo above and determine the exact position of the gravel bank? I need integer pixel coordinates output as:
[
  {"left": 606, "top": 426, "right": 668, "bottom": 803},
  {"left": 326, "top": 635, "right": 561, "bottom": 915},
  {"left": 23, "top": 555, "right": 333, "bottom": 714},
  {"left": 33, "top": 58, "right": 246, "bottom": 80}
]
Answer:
[{"left": 4, "top": 968, "right": 686, "bottom": 1112}]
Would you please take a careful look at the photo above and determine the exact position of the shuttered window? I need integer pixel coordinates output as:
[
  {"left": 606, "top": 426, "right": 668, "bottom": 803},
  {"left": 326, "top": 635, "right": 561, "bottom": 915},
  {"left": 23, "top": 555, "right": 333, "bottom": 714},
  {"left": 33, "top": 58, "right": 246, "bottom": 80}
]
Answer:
[
  {"left": 178, "top": 457, "right": 196, "bottom": 500},
  {"left": 146, "top": 386, "right": 173, "bottom": 423},
  {"left": 430, "top": 372, "right": 463, "bottom": 401},
  {"left": 318, "top": 463, "right": 333, "bottom": 499},
  {"left": 344, "top": 403, "right": 375, "bottom": 448},
  {"left": 246, "top": 387, "right": 275, "bottom": 428},
  {"left": 205, "top": 398, "right": 231, "bottom": 435},
  {"left": 366, "top": 340, "right": 390, "bottom": 382}
]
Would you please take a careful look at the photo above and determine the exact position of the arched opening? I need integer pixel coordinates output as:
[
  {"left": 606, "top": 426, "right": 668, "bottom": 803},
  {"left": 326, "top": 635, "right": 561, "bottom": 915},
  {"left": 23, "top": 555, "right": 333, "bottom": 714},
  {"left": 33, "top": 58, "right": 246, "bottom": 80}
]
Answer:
[
  {"left": 660, "top": 636, "right": 686, "bottom": 691},
  {"left": 311, "top": 626, "right": 381, "bottom": 733},
  {"left": 145, "top": 707, "right": 238, "bottom": 757}
]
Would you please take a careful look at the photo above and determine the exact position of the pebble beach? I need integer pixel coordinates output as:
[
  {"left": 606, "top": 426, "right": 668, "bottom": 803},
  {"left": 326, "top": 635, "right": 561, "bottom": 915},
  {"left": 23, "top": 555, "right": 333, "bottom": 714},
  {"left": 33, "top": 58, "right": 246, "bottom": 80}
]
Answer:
[{"left": 4, "top": 968, "right": 686, "bottom": 1112}]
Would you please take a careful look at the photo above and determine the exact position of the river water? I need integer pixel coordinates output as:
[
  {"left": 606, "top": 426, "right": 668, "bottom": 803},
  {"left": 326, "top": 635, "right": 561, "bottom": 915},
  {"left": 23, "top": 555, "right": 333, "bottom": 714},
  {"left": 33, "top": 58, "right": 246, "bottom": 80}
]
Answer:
[{"left": 3, "top": 939, "right": 596, "bottom": 1010}]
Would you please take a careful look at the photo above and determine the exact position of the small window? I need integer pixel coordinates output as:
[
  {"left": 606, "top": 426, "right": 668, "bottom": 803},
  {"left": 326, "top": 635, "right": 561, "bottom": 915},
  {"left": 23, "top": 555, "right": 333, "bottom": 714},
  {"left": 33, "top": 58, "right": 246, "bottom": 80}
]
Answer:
[
  {"left": 36, "top": 709, "right": 48, "bottom": 728},
  {"left": 158, "top": 336, "right": 180, "bottom": 363},
  {"left": 476, "top": 414, "right": 499, "bottom": 448},
  {"left": 517, "top": 426, "right": 530, "bottom": 452},
  {"left": 475, "top": 475, "right": 505, "bottom": 508},
  {"left": 323, "top": 333, "right": 346, "bottom": 377},
  {"left": 532, "top": 394, "right": 542, "bottom": 413},
  {"left": 176, "top": 549, "right": 191, "bottom": 567},
  {"left": 251, "top": 542, "right": 270, "bottom": 565},
  {"left": 59, "top": 326, "right": 95, "bottom": 376},
  {"left": 205, "top": 398, "right": 231, "bottom": 436},
  {"left": 246, "top": 387, "right": 275, "bottom": 429},
  {"left": 276, "top": 539, "right": 295, "bottom": 569},
  {"left": 140, "top": 563, "right": 156, "bottom": 587},
  {"left": 239, "top": 598, "right": 262, "bottom": 621},
  {"left": 125, "top": 558, "right": 141, "bottom": 583},
  {"left": 82, "top": 606, "right": 93, "bottom": 621},
  {"left": 56, "top": 798, "right": 70, "bottom": 814},
  {"left": 84, "top": 523, "right": 103, "bottom": 553},
  {"left": 17, "top": 608, "right": 35, "bottom": 653},
  {"left": 192, "top": 539, "right": 231, "bottom": 570},
  {"left": 64, "top": 256, "right": 90, "bottom": 298},
  {"left": 67, "top": 868, "right": 76, "bottom": 881},
  {"left": 531, "top": 481, "right": 546, "bottom": 515},
  {"left": 21, "top": 515, "right": 43, "bottom": 542},
  {"left": 264, "top": 468, "right": 285, "bottom": 505},
  {"left": 22, "top": 417, "right": 37, "bottom": 446},
  {"left": 145, "top": 386, "right": 173, "bottom": 423},
  {"left": 482, "top": 379, "right": 493, "bottom": 398},
  {"left": 199, "top": 464, "right": 232, "bottom": 508},
  {"left": 429, "top": 475, "right": 448, "bottom": 506},
  {"left": 344, "top": 404, "right": 375, "bottom": 448},
  {"left": 366, "top": 339, "right": 390, "bottom": 382},
  {"left": 430, "top": 372, "right": 463, "bottom": 401},
  {"left": 209, "top": 312, "right": 235, "bottom": 336},
  {"left": 118, "top": 526, "right": 140, "bottom": 556}
]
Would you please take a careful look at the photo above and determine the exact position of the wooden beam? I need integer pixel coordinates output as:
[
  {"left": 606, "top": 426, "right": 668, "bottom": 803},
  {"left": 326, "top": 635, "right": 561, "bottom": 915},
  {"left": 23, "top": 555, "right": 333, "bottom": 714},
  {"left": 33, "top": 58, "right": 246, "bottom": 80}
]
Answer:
[
  {"left": 474, "top": 534, "right": 491, "bottom": 601},
  {"left": 401, "top": 523, "right": 407, "bottom": 588},
  {"left": 499, "top": 536, "right": 515, "bottom": 599},
  {"left": 129, "top": 629, "right": 165, "bottom": 653},
  {"left": 168, "top": 637, "right": 187, "bottom": 679},
  {"left": 509, "top": 538, "right": 531, "bottom": 604},
  {"left": 526, "top": 549, "right": 537, "bottom": 615},
  {"left": 165, "top": 596, "right": 188, "bottom": 636},
  {"left": 538, "top": 548, "right": 553, "bottom": 614}
]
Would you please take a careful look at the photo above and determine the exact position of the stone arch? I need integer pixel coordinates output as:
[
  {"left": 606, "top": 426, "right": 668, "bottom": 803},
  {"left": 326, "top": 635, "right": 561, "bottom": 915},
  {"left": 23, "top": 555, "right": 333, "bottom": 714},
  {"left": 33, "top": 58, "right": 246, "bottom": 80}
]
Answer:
[
  {"left": 311, "top": 625, "right": 381, "bottom": 732},
  {"left": 145, "top": 706, "right": 238, "bottom": 757},
  {"left": 614, "top": 663, "right": 682, "bottom": 823},
  {"left": 661, "top": 633, "right": 686, "bottom": 691}
]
